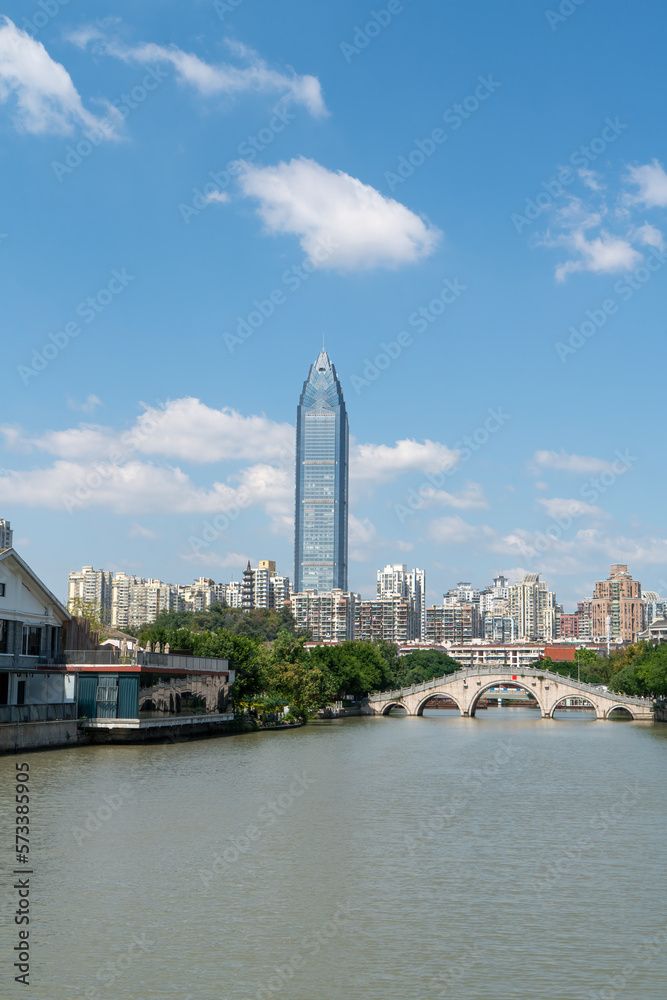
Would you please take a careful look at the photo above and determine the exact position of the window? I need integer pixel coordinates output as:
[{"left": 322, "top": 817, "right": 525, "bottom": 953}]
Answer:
[
  {"left": 22, "top": 626, "right": 41, "bottom": 657},
  {"left": 0, "top": 583, "right": 5, "bottom": 597},
  {"left": 0, "top": 620, "right": 8, "bottom": 654}
]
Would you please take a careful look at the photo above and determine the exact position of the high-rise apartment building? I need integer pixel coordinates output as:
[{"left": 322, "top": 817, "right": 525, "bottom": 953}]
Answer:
[
  {"left": 591, "top": 564, "right": 645, "bottom": 642},
  {"left": 376, "top": 564, "right": 426, "bottom": 637},
  {"left": 294, "top": 349, "right": 349, "bottom": 594},
  {"left": 507, "top": 574, "right": 556, "bottom": 641},
  {"left": 67, "top": 565, "right": 113, "bottom": 623},
  {"left": 355, "top": 595, "right": 419, "bottom": 644},
  {"left": 291, "top": 589, "right": 357, "bottom": 642},
  {"left": 425, "top": 604, "right": 479, "bottom": 644}
]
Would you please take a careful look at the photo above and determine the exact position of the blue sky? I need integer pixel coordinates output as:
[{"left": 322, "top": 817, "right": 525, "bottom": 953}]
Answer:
[{"left": 1, "top": 0, "right": 666, "bottom": 609}]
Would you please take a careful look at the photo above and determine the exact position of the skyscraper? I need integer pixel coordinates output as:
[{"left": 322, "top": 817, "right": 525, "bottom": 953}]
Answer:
[{"left": 294, "top": 349, "right": 349, "bottom": 593}]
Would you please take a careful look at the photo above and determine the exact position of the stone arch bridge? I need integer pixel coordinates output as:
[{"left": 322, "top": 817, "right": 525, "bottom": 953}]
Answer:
[{"left": 361, "top": 666, "right": 654, "bottom": 721}]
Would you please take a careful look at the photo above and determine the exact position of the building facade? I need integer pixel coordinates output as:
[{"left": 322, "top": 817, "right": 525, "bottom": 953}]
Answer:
[
  {"left": 1, "top": 547, "right": 74, "bottom": 751},
  {"left": 290, "top": 589, "right": 357, "bottom": 642},
  {"left": 591, "top": 564, "right": 645, "bottom": 642},
  {"left": 377, "top": 564, "right": 426, "bottom": 638},
  {"left": 355, "top": 596, "right": 419, "bottom": 644},
  {"left": 67, "top": 565, "right": 113, "bottom": 623},
  {"left": 294, "top": 349, "right": 349, "bottom": 594}
]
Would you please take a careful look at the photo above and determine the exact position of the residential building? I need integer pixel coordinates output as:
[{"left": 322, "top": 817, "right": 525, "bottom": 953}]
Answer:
[
  {"left": 294, "top": 349, "right": 349, "bottom": 594},
  {"left": 68, "top": 565, "right": 113, "bottom": 623},
  {"left": 444, "top": 582, "right": 481, "bottom": 607},
  {"left": 425, "top": 604, "right": 480, "bottom": 644},
  {"left": 355, "top": 596, "right": 419, "bottom": 644},
  {"left": 290, "top": 589, "right": 357, "bottom": 642},
  {"left": 483, "top": 615, "right": 517, "bottom": 642},
  {"left": 446, "top": 643, "right": 546, "bottom": 671},
  {"left": 576, "top": 601, "right": 593, "bottom": 638},
  {"left": 558, "top": 614, "right": 579, "bottom": 638},
  {"left": 591, "top": 564, "right": 645, "bottom": 642},
  {"left": 642, "top": 591, "right": 667, "bottom": 627},
  {"left": 376, "top": 564, "right": 426, "bottom": 637},
  {"left": 507, "top": 574, "right": 557, "bottom": 641}
]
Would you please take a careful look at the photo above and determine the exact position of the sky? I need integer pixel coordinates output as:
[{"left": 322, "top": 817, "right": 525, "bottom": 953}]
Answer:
[{"left": 1, "top": 0, "right": 667, "bottom": 610}]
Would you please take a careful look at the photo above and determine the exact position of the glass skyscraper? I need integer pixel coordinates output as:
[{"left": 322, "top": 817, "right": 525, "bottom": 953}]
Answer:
[{"left": 294, "top": 349, "right": 349, "bottom": 594}]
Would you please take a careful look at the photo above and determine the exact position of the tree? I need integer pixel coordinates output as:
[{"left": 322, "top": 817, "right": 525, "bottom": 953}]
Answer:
[{"left": 264, "top": 631, "right": 333, "bottom": 722}]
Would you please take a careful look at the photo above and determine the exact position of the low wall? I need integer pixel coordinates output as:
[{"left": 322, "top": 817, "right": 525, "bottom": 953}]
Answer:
[{"left": 0, "top": 719, "right": 78, "bottom": 753}]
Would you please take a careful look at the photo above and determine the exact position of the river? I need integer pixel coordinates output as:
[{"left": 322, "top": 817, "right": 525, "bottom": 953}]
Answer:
[{"left": 1, "top": 708, "right": 666, "bottom": 999}]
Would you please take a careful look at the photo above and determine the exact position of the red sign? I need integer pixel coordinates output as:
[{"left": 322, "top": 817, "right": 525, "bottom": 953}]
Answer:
[{"left": 512, "top": 675, "right": 517, "bottom": 680}]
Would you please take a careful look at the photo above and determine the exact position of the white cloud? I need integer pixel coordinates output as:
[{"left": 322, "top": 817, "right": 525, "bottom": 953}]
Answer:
[
  {"left": 348, "top": 514, "right": 380, "bottom": 562},
  {"left": 533, "top": 167, "right": 667, "bottom": 281},
  {"left": 129, "top": 522, "right": 158, "bottom": 540},
  {"left": 626, "top": 160, "right": 667, "bottom": 208},
  {"left": 0, "top": 460, "right": 249, "bottom": 515},
  {"left": 205, "top": 190, "right": 230, "bottom": 205},
  {"left": 0, "top": 17, "right": 115, "bottom": 135},
  {"left": 555, "top": 228, "right": 642, "bottom": 282},
  {"left": 1, "top": 400, "right": 295, "bottom": 464},
  {"left": 71, "top": 29, "right": 326, "bottom": 117},
  {"left": 578, "top": 168, "right": 603, "bottom": 191},
  {"left": 633, "top": 221, "right": 666, "bottom": 251},
  {"left": 493, "top": 526, "right": 667, "bottom": 575},
  {"left": 130, "top": 399, "right": 294, "bottom": 463},
  {"left": 537, "top": 497, "right": 609, "bottom": 521},
  {"left": 351, "top": 439, "right": 458, "bottom": 486},
  {"left": 423, "top": 482, "right": 488, "bottom": 511},
  {"left": 0, "top": 423, "right": 118, "bottom": 462},
  {"left": 237, "top": 157, "right": 441, "bottom": 271},
  {"left": 428, "top": 516, "right": 493, "bottom": 545},
  {"left": 67, "top": 394, "right": 103, "bottom": 413},
  {"left": 531, "top": 450, "right": 616, "bottom": 475}
]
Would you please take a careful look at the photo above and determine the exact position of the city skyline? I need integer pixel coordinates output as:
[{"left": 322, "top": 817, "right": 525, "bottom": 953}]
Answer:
[{"left": 1, "top": 2, "right": 667, "bottom": 609}]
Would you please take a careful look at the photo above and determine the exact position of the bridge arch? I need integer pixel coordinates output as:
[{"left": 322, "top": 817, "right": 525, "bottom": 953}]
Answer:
[
  {"left": 605, "top": 704, "right": 636, "bottom": 720},
  {"left": 381, "top": 701, "right": 408, "bottom": 716},
  {"left": 549, "top": 695, "right": 599, "bottom": 719},
  {"left": 415, "top": 691, "right": 464, "bottom": 717},
  {"left": 469, "top": 680, "right": 546, "bottom": 718}
]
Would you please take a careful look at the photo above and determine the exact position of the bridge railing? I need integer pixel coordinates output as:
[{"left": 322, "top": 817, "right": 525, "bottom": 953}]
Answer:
[{"left": 365, "top": 665, "right": 653, "bottom": 707}]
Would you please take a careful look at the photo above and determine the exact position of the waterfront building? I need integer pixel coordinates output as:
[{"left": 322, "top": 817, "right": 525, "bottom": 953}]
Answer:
[
  {"left": 0, "top": 546, "right": 74, "bottom": 751},
  {"left": 591, "top": 564, "right": 645, "bottom": 642},
  {"left": 290, "top": 589, "right": 357, "bottom": 642},
  {"left": 70, "top": 648, "right": 235, "bottom": 743},
  {"left": 294, "top": 349, "right": 349, "bottom": 594}
]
